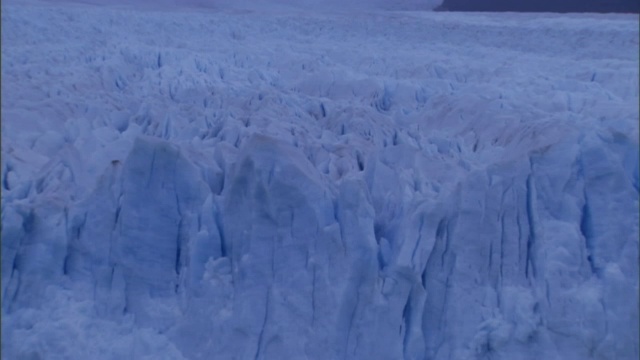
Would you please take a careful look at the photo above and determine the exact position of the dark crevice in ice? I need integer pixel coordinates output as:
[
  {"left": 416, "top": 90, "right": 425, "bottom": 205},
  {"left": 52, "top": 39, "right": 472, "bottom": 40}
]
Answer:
[
  {"left": 214, "top": 207, "right": 227, "bottom": 258},
  {"left": 175, "top": 220, "right": 183, "bottom": 279},
  {"left": 488, "top": 238, "right": 493, "bottom": 272},
  {"left": 146, "top": 149, "right": 157, "bottom": 188},
  {"left": 375, "top": 86, "right": 392, "bottom": 112},
  {"left": 435, "top": 218, "right": 448, "bottom": 266},
  {"left": 401, "top": 292, "right": 412, "bottom": 359},
  {"left": 344, "top": 290, "right": 360, "bottom": 357},
  {"left": 499, "top": 212, "right": 506, "bottom": 286},
  {"left": 157, "top": 52, "right": 163, "bottom": 69},
  {"left": 580, "top": 191, "right": 597, "bottom": 275},
  {"left": 2, "top": 164, "right": 11, "bottom": 191},
  {"left": 525, "top": 172, "right": 537, "bottom": 279},
  {"left": 22, "top": 210, "right": 35, "bottom": 234},
  {"left": 356, "top": 152, "right": 364, "bottom": 171},
  {"left": 114, "top": 205, "right": 122, "bottom": 229},
  {"left": 411, "top": 216, "right": 425, "bottom": 265},
  {"left": 311, "top": 266, "right": 317, "bottom": 326},
  {"left": 254, "top": 287, "right": 272, "bottom": 360}
]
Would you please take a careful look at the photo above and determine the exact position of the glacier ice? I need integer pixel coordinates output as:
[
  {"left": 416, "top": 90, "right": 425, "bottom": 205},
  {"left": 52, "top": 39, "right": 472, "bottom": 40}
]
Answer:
[{"left": 1, "top": 2, "right": 639, "bottom": 360}]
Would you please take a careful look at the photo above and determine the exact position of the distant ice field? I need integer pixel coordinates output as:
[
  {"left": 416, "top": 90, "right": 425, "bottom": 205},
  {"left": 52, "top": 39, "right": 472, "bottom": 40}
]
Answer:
[{"left": 2, "top": 2, "right": 638, "bottom": 360}]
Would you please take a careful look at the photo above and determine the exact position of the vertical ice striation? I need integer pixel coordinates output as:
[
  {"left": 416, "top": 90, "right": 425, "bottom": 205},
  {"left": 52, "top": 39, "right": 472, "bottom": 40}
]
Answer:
[{"left": 1, "top": 3, "right": 638, "bottom": 360}]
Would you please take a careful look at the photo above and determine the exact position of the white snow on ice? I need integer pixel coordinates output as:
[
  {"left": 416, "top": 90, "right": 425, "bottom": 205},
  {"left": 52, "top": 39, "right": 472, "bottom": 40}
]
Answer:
[{"left": 1, "top": 1, "right": 638, "bottom": 360}]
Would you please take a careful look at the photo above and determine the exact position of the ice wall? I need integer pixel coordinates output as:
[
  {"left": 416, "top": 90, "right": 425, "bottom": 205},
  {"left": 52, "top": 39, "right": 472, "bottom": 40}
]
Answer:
[{"left": 1, "top": 4, "right": 638, "bottom": 360}]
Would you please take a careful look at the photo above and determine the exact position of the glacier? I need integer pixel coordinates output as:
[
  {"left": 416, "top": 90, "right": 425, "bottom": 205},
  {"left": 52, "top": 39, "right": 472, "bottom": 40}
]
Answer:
[{"left": 1, "top": 1, "right": 639, "bottom": 359}]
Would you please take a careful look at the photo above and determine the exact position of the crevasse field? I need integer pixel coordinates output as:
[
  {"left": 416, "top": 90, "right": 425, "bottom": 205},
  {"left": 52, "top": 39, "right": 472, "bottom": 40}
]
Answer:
[{"left": 1, "top": 1, "right": 638, "bottom": 359}]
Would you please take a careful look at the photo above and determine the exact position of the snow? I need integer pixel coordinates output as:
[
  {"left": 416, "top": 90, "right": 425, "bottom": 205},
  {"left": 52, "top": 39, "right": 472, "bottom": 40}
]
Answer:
[{"left": 1, "top": 1, "right": 639, "bottom": 360}]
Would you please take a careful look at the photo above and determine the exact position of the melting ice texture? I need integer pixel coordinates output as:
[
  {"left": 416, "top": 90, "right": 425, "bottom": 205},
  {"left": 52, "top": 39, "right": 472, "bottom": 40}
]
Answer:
[{"left": 1, "top": 2, "right": 639, "bottom": 360}]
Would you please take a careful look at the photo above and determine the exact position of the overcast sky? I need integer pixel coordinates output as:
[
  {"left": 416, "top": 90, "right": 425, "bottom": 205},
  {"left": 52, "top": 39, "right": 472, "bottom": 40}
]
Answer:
[{"left": 440, "top": 0, "right": 639, "bottom": 13}]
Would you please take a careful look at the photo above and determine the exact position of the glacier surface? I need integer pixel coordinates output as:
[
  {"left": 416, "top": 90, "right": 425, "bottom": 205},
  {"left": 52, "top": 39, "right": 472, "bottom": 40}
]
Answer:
[{"left": 1, "top": 2, "right": 639, "bottom": 359}]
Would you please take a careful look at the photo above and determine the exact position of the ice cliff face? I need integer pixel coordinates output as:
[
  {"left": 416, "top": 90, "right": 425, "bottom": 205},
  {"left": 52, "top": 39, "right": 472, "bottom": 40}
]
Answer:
[{"left": 1, "top": 3, "right": 638, "bottom": 360}]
